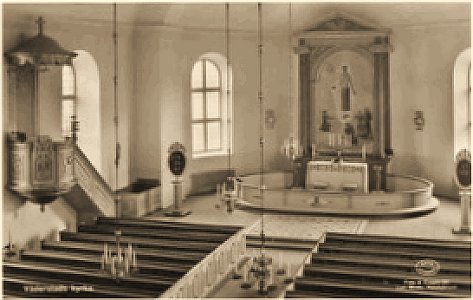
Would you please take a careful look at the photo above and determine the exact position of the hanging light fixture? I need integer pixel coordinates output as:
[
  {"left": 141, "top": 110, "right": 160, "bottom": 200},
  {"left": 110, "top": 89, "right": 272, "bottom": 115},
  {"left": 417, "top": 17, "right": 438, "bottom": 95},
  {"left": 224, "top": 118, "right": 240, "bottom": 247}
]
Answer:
[
  {"left": 112, "top": 2, "right": 122, "bottom": 218},
  {"left": 233, "top": 3, "right": 293, "bottom": 295},
  {"left": 6, "top": 17, "right": 77, "bottom": 211},
  {"left": 218, "top": 2, "right": 241, "bottom": 214},
  {"left": 281, "top": 3, "right": 304, "bottom": 186}
]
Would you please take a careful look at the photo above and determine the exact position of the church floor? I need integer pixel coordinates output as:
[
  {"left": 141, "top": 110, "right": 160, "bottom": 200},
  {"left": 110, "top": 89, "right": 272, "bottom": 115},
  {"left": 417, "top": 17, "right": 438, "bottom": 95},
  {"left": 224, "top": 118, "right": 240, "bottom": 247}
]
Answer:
[
  {"left": 150, "top": 194, "right": 471, "bottom": 242},
  {"left": 147, "top": 195, "right": 470, "bottom": 298}
]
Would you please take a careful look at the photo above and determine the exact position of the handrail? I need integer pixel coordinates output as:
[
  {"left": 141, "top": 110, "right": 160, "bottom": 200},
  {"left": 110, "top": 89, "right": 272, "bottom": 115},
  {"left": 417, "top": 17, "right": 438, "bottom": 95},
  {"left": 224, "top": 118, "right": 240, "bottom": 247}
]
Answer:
[
  {"left": 74, "top": 145, "right": 113, "bottom": 194},
  {"left": 73, "top": 144, "right": 115, "bottom": 216},
  {"left": 239, "top": 172, "right": 433, "bottom": 196},
  {"left": 160, "top": 222, "right": 258, "bottom": 298}
]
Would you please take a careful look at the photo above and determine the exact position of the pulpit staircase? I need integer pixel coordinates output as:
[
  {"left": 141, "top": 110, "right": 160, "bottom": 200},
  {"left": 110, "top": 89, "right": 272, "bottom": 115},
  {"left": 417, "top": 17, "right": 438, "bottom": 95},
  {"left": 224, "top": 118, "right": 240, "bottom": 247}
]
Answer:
[
  {"left": 286, "top": 232, "right": 471, "bottom": 298},
  {"left": 62, "top": 145, "right": 116, "bottom": 223},
  {"left": 3, "top": 217, "right": 241, "bottom": 298}
]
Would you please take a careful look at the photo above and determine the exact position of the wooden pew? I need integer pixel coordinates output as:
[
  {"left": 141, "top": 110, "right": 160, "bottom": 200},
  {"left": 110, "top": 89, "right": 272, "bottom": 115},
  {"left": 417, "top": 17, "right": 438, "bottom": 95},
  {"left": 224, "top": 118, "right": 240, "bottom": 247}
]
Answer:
[
  {"left": 77, "top": 223, "right": 232, "bottom": 243},
  {"left": 288, "top": 233, "right": 471, "bottom": 298},
  {"left": 60, "top": 231, "right": 220, "bottom": 252},
  {"left": 41, "top": 240, "right": 206, "bottom": 263}
]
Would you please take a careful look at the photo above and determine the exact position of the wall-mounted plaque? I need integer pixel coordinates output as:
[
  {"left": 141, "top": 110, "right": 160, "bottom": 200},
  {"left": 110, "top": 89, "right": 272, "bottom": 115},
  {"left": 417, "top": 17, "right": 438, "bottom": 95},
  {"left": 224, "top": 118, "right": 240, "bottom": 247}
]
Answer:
[
  {"left": 454, "top": 149, "right": 471, "bottom": 189},
  {"left": 168, "top": 142, "right": 186, "bottom": 176}
]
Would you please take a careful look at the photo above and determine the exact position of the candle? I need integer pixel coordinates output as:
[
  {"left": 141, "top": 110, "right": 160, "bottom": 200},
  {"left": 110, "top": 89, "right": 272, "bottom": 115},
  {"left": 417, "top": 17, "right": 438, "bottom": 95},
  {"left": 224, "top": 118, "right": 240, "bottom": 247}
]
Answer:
[
  {"left": 243, "top": 264, "right": 248, "bottom": 282},
  {"left": 103, "top": 243, "right": 108, "bottom": 264},
  {"left": 132, "top": 250, "right": 137, "bottom": 268},
  {"left": 100, "top": 254, "right": 105, "bottom": 270},
  {"left": 124, "top": 255, "right": 129, "bottom": 274},
  {"left": 111, "top": 257, "right": 116, "bottom": 277}
]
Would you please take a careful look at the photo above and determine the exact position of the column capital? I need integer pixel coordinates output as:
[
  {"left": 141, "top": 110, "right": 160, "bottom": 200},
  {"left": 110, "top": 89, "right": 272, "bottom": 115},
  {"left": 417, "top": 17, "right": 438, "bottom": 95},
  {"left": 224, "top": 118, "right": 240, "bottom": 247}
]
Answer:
[
  {"left": 294, "top": 45, "right": 310, "bottom": 55},
  {"left": 369, "top": 37, "right": 394, "bottom": 53}
]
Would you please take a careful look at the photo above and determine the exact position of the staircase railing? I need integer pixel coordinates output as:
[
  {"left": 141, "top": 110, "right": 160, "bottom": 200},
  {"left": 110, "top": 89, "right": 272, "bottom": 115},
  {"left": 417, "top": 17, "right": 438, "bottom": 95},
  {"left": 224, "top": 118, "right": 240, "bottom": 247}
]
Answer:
[{"left": 73, "top": 144, "right": 115, "bottom": 216}]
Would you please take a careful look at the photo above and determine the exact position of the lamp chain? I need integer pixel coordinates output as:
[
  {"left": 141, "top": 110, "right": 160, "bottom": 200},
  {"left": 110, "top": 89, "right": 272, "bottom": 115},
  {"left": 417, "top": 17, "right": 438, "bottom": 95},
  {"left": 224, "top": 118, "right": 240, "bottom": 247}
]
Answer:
[
  {"left": 226, "top": 3, "right": 232, "bottom": 178},
  {"left": 257, "top": 1, "right": 265, "bottom": 257},
  {"left": 113, "top": 2, "right": 119, "bottom": 192}
]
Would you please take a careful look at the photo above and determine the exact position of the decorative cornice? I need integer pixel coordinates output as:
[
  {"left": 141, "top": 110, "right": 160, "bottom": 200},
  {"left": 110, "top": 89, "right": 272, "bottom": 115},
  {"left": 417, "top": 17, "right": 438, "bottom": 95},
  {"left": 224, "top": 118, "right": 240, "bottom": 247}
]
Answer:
[{"left": 310, "top": 16, "right": 376, "bottom": 32}]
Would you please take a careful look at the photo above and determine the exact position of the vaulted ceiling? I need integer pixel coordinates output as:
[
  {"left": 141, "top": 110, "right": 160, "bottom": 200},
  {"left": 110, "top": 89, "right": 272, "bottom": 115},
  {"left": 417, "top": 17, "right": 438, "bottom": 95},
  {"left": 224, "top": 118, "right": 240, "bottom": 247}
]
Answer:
[{"left": 4, "top": 2, "right": 470, "bottom": 33}]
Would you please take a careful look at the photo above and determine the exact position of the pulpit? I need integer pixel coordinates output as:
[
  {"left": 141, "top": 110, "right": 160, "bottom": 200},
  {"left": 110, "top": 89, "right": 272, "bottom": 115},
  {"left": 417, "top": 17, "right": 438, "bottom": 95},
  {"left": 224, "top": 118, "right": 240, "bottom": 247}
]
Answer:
[
  {"left": 8, "top": 135, "right": 75, "bottom": 210},
  {"left": 5, "top": 17, "right": 77, "bottom": 210}
]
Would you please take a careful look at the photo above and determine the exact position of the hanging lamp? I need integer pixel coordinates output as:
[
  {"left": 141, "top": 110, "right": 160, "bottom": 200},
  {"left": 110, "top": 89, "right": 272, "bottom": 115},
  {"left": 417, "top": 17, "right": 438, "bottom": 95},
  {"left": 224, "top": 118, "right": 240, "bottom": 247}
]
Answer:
[
  {"left": 112, "top": 2, "right": 122, "bottom": 218},
  {"left": 281, "top": 3, "right": 303, "bottom": 186},
  {"left": 235, "top": 4, "right": 295, "bottom": 295},
  {"left": 6, "top": 17, "right": 77, "bottom": 211},
  {"left": 218, "top": 2, "right": 241, "bottom": 213}
]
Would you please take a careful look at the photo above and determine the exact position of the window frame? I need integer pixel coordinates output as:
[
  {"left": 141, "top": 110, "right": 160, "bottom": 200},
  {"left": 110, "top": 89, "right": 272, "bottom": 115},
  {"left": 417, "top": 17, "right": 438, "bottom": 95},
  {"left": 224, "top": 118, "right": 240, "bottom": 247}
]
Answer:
[
  {"left": 61, "top": 64, "right": 76, "bottom": 139},
  {"left": 191, "top": 58, "right": 225, "bottom": 156}
]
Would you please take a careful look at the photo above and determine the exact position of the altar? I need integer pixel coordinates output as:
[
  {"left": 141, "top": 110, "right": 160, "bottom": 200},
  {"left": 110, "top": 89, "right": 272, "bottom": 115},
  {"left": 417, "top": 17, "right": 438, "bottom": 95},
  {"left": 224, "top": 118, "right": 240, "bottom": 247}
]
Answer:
[
  {"left": 306, "top": 160, "right": 368, "bottom": 193},
  {"left": 294, "top": 16, "right": 393, "bottom": 192}
]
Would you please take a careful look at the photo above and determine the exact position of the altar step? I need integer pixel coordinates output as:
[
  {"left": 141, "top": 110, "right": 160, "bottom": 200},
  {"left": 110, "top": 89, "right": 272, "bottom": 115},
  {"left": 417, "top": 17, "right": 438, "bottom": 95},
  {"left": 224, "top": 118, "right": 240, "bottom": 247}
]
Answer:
[
  {"left": 287, "top": 233, "right": 471, "bottom": 298},
  {"left": 3, "top": 218, "right": 242, "bottom": 298}
]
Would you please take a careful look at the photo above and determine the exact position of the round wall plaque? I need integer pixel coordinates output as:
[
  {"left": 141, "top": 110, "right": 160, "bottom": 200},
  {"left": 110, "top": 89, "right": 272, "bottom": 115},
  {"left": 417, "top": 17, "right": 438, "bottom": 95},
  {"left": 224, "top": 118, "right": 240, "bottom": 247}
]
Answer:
[
  {"left": 454, "top": 149, "right": 471, "bottom": 189},
  {"left": 168, "top": 142, "right": 186, "bottom": 176}
]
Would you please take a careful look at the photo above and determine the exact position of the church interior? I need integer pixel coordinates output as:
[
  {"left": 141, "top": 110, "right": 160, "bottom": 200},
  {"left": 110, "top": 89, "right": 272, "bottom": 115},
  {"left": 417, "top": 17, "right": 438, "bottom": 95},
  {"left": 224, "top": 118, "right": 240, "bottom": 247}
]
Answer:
[{"left": 2, "top": 1, "right": 472, "bottom": 298}]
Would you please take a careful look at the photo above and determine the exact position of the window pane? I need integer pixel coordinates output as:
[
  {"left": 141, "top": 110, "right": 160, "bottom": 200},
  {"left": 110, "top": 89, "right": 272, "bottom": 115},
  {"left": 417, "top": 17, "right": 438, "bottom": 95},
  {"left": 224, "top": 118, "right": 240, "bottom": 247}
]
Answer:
[
  {"left": 205, "top": 60, "right": 219, "bottom": 88},
  {"left": 207, "top": 121, "right": 221, "bottom": 150},
  {"left": 206, "top": 92, "right": 220, "bottom": 118},
  {"left": 191, "top": 92, "right": 204, "bottom": 120},
  {"left": 191, "top": 61, "right": 203, "bottom": 89},
  {"left": 192, "top": 123, "right": 205, "bottom": 152},
  {"left": 62, "top": 99, "right": 74, "bottom": 137},
  {"left": 62, "top": 65, "right": 75, "bottom": 96}
]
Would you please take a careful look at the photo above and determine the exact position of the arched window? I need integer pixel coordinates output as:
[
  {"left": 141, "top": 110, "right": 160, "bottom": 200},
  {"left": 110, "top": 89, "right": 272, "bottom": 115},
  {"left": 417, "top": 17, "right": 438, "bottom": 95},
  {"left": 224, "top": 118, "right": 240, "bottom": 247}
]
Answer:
[
  {"left": 61, "top": 65, "right": 75, "bottom": 138},
  {"left": 453, "top": 48, "right": 471, "bottom": 156},
  {"left": 62, "top": 50, "right": 102, "bottom": 174},
  {"left": 191, "top": 53, "right": 232, "bottom": 157}
]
